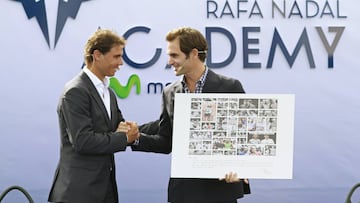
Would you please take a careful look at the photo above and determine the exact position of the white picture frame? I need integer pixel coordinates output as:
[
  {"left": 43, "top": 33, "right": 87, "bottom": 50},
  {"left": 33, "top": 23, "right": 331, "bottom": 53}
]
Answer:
[{"left": 171, "top": 93, "right": 295, "bottom": 179}]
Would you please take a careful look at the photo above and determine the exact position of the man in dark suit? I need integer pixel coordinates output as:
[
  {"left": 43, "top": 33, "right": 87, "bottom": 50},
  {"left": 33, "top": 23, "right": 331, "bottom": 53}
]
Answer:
[
  {"left": 48, "top": 29, "right": 139, "bottom": 203},
  {"left": 132, "top": 27, "right": 250, "bottom": 203}
]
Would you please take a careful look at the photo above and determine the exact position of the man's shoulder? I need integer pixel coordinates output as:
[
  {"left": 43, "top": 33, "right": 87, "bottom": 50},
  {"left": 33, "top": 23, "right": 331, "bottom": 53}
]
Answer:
[
  {"left": 210, "top": 69, "right": 239, "bottom": 83},
  {"left": 207, "top": 69, "right": 245, "bottom": 93},
  {"left": 163, "top": 80, "right": 182, "bottom": 93},
  {"left": 62, "top": 72, "right": 89, "bottom": 94}
]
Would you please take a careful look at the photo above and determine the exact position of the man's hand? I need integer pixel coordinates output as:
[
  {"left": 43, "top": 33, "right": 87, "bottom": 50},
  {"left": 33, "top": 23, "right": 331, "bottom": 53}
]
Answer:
[
  {"left": 116, "top": 121, "right": 129, "bottom": 133},
  {"left": 220, "top": 172, "right": 249, "bottom": 184},
  {"left": 117, "top": 121, "right": 140, "bottom": 143}
]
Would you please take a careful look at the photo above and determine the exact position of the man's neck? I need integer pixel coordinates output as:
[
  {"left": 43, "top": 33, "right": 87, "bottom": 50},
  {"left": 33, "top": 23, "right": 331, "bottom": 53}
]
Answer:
[
  {"left": 184, "top": 64, "right": 206, "bottom": 91},
  {"left": 87, "top": 65, "right": 105, "bottom": 81}
]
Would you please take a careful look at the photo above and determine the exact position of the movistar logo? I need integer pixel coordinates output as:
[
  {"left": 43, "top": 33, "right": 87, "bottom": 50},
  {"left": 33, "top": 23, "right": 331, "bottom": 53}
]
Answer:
[
  {"left": 12, "top": 0, "right": 91, "bottom": 49},
  {"left": 80, "top": 63, "right": 142, "bottom": 99},
  {"left": 109, "top": 75, "right": 141, "bottom": 99}
]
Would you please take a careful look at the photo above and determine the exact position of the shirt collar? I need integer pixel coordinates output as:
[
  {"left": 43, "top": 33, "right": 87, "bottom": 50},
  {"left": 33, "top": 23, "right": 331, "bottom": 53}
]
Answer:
[
  {"left": 198, "top": 66, "right": 209, "bottom": 86},
  {"left": 83, "top": 66, "right": 109, "bottom": 88},
  {"left": 181, "top": 66, "right": 209, "bottom": 87},
  {"left": 181, "top": 66, "right": 209, "bottom": 90}
]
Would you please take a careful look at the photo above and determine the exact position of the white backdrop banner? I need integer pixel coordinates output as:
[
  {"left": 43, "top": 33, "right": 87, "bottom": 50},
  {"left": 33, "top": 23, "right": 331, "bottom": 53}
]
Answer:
[{"left": 0, "top": 0, "right": 359, "bottom": 202}]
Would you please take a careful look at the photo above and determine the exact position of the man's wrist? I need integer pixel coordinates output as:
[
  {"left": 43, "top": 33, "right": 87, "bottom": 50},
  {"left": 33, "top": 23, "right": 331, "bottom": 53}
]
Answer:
[{"left": 126, "top": 134, "right": 129, "bottom": 143}]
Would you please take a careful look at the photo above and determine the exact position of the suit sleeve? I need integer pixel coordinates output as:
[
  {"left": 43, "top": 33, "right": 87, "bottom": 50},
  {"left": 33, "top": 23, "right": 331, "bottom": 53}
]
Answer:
[
  {"left": 60, "top": 87, "right": 128, "bottom": 155},
  {"left": 131, "top": 91, "right": 172, "bottom": 154},
  {"left": 139, "top": 119, "right": 160, "bottom": 135},
  {"left": 234, "top": 79, "right": 245, "bottom": 93}
]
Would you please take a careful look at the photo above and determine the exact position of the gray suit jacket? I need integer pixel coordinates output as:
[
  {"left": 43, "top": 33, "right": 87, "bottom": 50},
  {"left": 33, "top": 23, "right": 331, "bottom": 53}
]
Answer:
[
  {"left": 135, "top": 69, "right": 250, "bottom": 202},
  {"left": 48, "top": 71, "right": 128, "bottom": 203}
]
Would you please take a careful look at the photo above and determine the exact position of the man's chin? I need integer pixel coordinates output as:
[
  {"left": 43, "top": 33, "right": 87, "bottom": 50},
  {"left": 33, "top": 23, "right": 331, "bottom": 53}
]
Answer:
[
  {"left": 110, "top": 69, "right": 119, "bottom": 76},
  {"left": 174, "top": 69, "right": 184, "bottom": 76},
  {"left": 175, "top": 71, "right": 184, "bottom": 76}
]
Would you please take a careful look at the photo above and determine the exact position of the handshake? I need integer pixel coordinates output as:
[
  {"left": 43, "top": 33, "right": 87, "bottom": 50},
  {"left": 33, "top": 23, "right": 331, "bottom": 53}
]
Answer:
[{"left": 116, "top": 121, "right": 140, "bottom": 143}]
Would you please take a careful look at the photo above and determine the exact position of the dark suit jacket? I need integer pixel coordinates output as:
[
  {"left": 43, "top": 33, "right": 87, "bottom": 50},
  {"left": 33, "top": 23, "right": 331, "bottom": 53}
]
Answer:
[
  {"left": 135, "top": 69, "right": 251, "bottom": 203},
  {"left": 48, "top": 71, "right": 128, "bottom": 203}
]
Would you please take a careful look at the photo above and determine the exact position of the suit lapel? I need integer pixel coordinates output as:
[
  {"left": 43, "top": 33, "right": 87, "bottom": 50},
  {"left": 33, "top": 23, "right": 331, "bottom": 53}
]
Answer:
[
  {"left": 202, "top": 69, "right": 219, "bottom": 93},
  {"left": 167, "top": 81, "right": 183, "bottom": 124},
  {"left": 80, "top": 73, "right": 112, "bottom": 128},
  {"left": 109, "top": 90, "right": 119, "bottom": 128}
]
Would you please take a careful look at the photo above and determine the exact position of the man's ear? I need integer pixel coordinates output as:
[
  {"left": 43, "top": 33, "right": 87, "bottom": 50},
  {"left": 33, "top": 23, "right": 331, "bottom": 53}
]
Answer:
[
  {"left": 190, "top": 48, "right": 198, "bottom": 58},
  {"left": 93, "top": 50, "right": 103, "bottom": 61}
]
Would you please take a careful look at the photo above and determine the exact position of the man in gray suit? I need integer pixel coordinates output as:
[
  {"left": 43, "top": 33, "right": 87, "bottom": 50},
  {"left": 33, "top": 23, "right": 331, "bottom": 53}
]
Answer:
[
  {"left": 132, "top": 27, "right": 250, "bottom": 203},
  {"left": 48, "top": 29, "right": 139, "bottom": 203}
]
